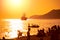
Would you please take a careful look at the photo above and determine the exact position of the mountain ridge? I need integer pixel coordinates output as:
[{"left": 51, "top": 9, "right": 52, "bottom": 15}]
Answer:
[{"left": 30, "top": 9, "right": 60, "bottom": 19}]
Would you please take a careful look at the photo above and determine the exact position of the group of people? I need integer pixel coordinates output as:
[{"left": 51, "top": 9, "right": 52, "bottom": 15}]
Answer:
[
  {"left": 2, "top": 25, "right": 60, "bottom": 40},
  {"left": 37, "top": 25, "right": 60, "bottom": 40}
]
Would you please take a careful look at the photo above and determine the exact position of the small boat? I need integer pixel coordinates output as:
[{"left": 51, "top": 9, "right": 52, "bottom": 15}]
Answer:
[
  {"left": 21, "top": 13, "right": 27, "bottom": 20},
  {"left": 29, "top": 24, "right": 39, "bottom": 28}
]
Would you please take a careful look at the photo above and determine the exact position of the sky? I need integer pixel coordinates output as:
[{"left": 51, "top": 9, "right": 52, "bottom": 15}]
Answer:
[{"left": 0, "top": 0, "right": 60, "bottom": 19}]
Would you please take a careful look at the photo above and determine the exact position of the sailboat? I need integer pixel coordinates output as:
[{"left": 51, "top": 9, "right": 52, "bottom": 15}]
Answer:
[{"left": 21, "top": 13, "right": 27, "bottom": 20}]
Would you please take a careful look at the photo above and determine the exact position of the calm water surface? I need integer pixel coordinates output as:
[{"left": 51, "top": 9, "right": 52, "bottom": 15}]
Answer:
[{"left": 0, "top": 19, "right": 60, "bottom": 39}]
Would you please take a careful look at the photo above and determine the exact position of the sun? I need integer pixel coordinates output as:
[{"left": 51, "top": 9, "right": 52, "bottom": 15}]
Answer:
[
  {"left": 9, "top": 0, "right": 23, "bottom": 6},
  {"left": 13, "top": 0, "right": 20, "bottom": 3},
  {"left": 12, "top": 0, "right": 22, "bottom": 4}
]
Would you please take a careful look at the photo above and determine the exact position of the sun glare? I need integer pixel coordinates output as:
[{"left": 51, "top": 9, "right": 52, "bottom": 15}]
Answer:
[
  {"left": 4, "top": 19, "right": 24, "bottom": 38},
  {"left": 10, "top": 0, "right": 22, "bottom": 5}
]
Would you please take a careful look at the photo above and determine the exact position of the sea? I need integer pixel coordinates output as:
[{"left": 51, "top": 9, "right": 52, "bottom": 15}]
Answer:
[{"left": 0, "top": 19, "right": 60, "bottom": 39}]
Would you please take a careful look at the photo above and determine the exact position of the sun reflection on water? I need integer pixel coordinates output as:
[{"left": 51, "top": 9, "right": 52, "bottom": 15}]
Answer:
[{"left": 3, "top": 19, "right": 27, "bottom": 39}]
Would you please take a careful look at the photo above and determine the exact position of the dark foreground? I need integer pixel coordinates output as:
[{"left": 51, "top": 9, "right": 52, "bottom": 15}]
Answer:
[{"left": 0, "top": 25, "right": 60, "bottom": 40}]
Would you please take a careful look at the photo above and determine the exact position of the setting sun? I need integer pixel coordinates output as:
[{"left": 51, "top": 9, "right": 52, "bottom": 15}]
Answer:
[
  {"left": 0, "top": 0, "right": 30, "bottom": 18},
  {"left": 10, "top": 0, "right": 23, "bottom": 6}
]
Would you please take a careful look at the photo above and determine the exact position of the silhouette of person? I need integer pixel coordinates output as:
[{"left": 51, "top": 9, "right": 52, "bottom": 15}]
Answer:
[{"left": 3, "top": 37, "right": 5, "bottom": 40}]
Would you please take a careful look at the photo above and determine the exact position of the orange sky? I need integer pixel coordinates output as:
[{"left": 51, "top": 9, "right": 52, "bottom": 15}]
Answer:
[{"left": 0, "top": 0, "right": 60, "bottom": 19}]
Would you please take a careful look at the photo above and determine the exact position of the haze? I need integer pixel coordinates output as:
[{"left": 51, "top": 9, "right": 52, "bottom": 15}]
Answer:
[{"left": 0, "top": 0, "right": 60, "bottom": 19}]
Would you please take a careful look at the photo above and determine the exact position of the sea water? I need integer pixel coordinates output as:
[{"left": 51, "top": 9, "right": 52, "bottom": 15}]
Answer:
[{"left": 0, "top": 19, "right": 60, "bottom": 39}]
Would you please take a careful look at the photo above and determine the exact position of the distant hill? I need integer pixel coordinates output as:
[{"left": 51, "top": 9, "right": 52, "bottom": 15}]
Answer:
[{"left": 30, "top": 9, "right": 60, "bottom": 19}]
